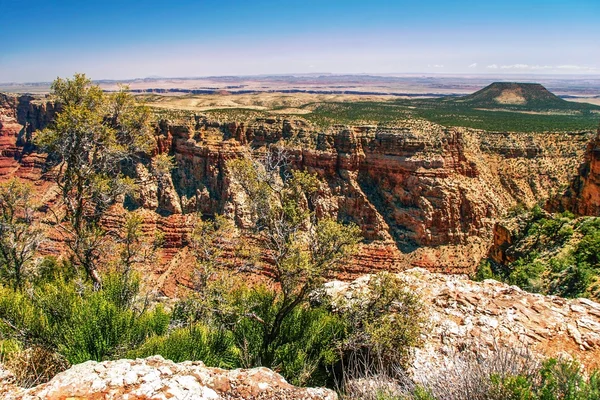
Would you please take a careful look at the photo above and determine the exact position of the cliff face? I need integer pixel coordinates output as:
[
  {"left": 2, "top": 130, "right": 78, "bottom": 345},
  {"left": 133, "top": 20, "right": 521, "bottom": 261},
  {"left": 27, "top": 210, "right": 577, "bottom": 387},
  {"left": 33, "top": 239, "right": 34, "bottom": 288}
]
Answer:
[
  {"left": 555, "top": 130, "right": 600, "bottom": 216},
  {"left": 0, "top": 93, "right": 57, "bottom": 180},
  {"left": 168, "top": 118, "right": 488, "bottom": 246},
  {"left": 158, "top": 116, "right": 588, "bottom": 275},
  {"left": 0, "top": 94, "right": 593, "bottom": 291}
]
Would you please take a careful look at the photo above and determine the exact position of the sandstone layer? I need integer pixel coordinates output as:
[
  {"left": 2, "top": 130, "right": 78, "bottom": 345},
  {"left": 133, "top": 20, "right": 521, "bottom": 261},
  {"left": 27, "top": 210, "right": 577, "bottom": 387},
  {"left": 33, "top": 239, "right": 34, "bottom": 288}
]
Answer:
[
  {"left": 0, "top": 93, "right": 594, "bottom": 292},
  {"left": 0, "top": 355, "right": 336, "bottom": 400},
  {"left": 555, "top": 129, "right": 600, "bottom": 216}
]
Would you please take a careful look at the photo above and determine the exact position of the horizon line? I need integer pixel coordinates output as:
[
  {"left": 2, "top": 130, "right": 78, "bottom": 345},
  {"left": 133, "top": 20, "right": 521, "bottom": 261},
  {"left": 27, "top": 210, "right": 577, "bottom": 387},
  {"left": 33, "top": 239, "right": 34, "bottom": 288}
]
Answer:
[{"left": 3, "top": 71, "right": 600, "bottom": 86}]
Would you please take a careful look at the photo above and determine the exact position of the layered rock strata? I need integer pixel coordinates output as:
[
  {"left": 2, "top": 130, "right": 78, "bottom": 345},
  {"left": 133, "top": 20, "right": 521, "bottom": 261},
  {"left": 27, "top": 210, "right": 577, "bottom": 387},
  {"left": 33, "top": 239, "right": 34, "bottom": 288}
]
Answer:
[
  {"left": 555, "top": 129, "right": 600, "bottom": 216},
  {"left": 0, "top": 93, "right": 594, "bottom": 291}
]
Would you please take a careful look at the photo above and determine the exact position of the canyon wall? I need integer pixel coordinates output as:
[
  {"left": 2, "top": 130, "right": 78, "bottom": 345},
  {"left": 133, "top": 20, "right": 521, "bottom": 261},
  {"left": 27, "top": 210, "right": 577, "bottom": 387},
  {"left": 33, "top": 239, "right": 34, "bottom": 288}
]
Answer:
[
  {"left": 156, "top": 116, "right": 589, "bottom": 276},
  {"left": 0, "top": 93, "right": 593, "bottom": 293},
  {"left": 553, "top": 129, "right": 600, "bottom": 216},
  {"left": 0, "top": 93, "right": 57, "bottom": 180}
]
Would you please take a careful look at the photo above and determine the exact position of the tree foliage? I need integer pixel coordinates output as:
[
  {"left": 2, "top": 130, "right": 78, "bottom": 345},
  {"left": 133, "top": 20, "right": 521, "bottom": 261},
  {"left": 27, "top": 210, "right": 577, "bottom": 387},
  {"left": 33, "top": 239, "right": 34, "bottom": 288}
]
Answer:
[
  {"left": 37, "top": 74, "right": 154, "bottom": 286},
  {"left": 225, "top": 148, "right": 361, "bottom": 364},
  {"left": 0, "top": 178, "right": 43, "bottom": 290},
  {"left": 181, "top": 148, "right": 362, "bottom": 367}
]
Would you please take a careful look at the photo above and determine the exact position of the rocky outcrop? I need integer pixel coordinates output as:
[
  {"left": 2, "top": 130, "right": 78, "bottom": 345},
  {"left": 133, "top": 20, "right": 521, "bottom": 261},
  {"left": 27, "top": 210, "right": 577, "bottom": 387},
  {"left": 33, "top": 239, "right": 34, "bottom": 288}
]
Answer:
[
  {"left": 325, "top": 268, "right": 600, "bottom": 377},
  {"left": 0, "top": 356, "right": 336, "bottom": 400},
  {"left": 556, "top": 129, "right": 600, "bottom": 216},
  {"left": 162, "top": 117, "right": 589, "bottom": 275},
  {"left": 488, "top": 218, "right": 522, "bottom": 265},
  {"left": 0, "top": 93, "right": 56, "bottom": 181}
]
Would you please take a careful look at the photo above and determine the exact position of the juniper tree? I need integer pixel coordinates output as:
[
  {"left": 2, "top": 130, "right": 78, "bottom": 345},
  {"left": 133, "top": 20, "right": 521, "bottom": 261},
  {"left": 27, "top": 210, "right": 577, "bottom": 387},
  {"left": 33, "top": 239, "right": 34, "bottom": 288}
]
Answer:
[
  {"left": 37, "top": 74, "right": 154, "bottom": 287},
  {"left": 223, "top": 148, "right": 361, "bottom": 364},
  {"left": 0, "top": 178, "right": 44, "bottom": 290}
]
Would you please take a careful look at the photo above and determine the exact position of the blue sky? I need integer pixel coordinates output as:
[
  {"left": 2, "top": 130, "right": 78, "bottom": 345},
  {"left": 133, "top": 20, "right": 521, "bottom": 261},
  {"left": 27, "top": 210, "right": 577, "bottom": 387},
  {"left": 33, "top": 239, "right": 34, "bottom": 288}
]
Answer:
[{"left": 1, "top": 0, "right": 599, "bottom": 82}]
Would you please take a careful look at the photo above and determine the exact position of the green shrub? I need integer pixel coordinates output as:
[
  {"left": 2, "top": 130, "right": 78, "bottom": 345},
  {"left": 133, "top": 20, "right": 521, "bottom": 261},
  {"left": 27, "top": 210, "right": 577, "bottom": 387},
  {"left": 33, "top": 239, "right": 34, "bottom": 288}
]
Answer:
[
  {"left": 128, "top": 324, "right": 239, "bottom": 369},
  {"left": 339, "top": 272, "right": 424, "bottom": 381},
  {"left": 473, "top": 260, "right": 499, "bottom": 281},
  {"left": 268, "top": 305, "right": 345, "bottom": 387},
  {"left": 0, "top": 270, "right": 170, "bottom": 365},
  {"left": 535, "top": 358, "right": 600, "bottom": 400},
  {"left": 180, "top": 280, "right": 347, "bottom": 387},
  {"left": 489, "top": 374, "right": 535, "bottom": 400},
  {"left": 507, "top": 259, "right": 545, "bottom": 293},
  {"left": 0, "top": 258, "right": 422, "bottom": 389}
]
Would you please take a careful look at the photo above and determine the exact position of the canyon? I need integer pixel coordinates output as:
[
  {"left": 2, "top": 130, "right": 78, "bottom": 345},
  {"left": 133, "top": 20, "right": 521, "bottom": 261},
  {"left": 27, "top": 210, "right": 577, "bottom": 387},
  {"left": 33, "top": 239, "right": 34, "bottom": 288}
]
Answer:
[
  {"left": 0, "top": 92, "right": 596, "bottom": 293},
  {"left": 2, "top": 87, "right": 600, "bottom": 398}
]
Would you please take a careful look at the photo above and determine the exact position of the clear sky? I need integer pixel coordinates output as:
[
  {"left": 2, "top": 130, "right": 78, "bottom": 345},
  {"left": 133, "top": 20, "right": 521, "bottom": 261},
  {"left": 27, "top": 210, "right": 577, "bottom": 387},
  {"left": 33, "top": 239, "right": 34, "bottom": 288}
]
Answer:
[{"left": 1, "top": 0, "right": 599, "bottom": 82}]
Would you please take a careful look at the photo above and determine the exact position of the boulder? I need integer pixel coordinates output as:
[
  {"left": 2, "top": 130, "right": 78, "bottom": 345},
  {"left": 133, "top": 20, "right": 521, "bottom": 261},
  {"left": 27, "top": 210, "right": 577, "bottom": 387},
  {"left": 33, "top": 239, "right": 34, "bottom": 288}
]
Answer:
[{"left": 0, "top": 356, "right": 337, "bottom": 400}]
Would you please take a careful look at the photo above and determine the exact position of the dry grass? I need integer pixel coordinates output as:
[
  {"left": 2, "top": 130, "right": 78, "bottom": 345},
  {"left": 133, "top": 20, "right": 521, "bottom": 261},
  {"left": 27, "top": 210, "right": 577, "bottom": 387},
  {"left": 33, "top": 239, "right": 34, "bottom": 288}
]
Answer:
[
  {"left": 1, "top": 347, "right": 69, "bottom": 388},
  {"left": 566, "top": 97, "right": 600, "bottom": 107},
  {"left": 139, "top": 92, "right": 404, "bottom": 114},
  {"left": 494, "top": 88, "right": 527, "bottom": 105},
  {"left": 340, "top": 344, "right": 541, "bottom": 400}
]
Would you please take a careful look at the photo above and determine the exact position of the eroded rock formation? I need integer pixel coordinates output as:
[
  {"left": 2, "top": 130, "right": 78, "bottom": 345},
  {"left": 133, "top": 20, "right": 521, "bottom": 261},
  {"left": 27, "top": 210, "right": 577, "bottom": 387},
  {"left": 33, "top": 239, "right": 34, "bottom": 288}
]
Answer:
[
  {"left": 0, "top": 93, "right": 57, "bottom": 181},
  {"left": 555, "top": 129, "right": 600, "bottom": 216},
  {"left": 154, "top": 116, "right": 590, "bottom": 277},
  {"left": 0, "top": 93, "right": 594, "bottom": 291}
]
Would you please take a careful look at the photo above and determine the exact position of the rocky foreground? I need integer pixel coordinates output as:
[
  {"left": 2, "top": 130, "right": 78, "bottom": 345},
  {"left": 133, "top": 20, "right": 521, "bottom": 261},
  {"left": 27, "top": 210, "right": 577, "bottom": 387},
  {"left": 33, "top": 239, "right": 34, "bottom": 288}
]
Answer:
[
  {"left": 325, "top": 268, "right": 600, "bottom": 376},
  {"left": 2, "top": 269, "right": 599, "bottom": 399},
  {"left": 0, "top": 356, "right": 337, "bottom": 400}
]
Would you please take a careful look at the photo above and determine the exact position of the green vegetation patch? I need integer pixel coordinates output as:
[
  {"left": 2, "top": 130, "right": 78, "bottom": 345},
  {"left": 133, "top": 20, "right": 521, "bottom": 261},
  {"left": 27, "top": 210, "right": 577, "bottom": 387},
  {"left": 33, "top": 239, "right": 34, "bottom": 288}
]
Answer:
[
  {"left": 303, "top": 101, "right": 412, "bottom": 127},
  {"left": 304, "top": 98, "right": 600, "bottom": 132},
  {"left": 475, "top": 206, "right": 600, "bottom": 300}
]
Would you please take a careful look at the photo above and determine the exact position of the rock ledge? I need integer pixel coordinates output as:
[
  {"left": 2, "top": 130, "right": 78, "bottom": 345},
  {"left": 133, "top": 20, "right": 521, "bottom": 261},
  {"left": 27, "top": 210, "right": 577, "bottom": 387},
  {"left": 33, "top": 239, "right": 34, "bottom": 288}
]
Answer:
[{"left": 0, "top": 355, "right": 337, "bottom": 400}]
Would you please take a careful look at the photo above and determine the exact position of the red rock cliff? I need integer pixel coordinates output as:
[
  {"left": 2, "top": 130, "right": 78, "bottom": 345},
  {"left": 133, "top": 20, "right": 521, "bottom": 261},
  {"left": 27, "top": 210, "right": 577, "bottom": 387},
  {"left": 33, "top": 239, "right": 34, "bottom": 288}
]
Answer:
[
  {"left": 0, "top": 94, "right": 593, "bottom": 292},
  {"left": 556, "top": 129, "right": 600, "bottom": 216}
]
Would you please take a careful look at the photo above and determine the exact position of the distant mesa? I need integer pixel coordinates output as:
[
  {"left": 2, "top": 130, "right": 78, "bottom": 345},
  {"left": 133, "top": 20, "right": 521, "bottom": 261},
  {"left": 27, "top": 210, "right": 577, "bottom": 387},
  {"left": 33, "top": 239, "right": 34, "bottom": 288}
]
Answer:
[{"left": 454, "top": 82, "right": 598, "bottom": 111}]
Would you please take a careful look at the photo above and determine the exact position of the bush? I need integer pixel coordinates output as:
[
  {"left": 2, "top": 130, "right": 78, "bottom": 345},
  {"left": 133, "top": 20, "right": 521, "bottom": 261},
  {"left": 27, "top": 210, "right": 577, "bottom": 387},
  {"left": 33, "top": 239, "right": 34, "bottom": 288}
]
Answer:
[
  {"left": 127, "top": 324, "right": 240, "bottom": 369},
  {"left": 171, "top": 272, "right": 422, "bottom": 388},
  {"left": 536, "top": 359, "right": 600, "bottom": 400},
  {"left": 0, "top": 260, "right": 423, "bottom": 389},
  {"left": 507, "top": 259, "right": 545, "bottom": 293},
  {"left": 473, "top": 260, "right": 499, "bottom": 281},
  {"left": 1, "top": 259, "right": 413, "bottom": 389},
  {"left": 0, "top": 269, "right": 170, "bottom": 365},
  {"left": 548, "top": 257, "right": 593, "bottom": 298},
  {"left": 267, "top": 304, "right": 345, "bottom": 386},
  {"left": 178, "top": 279, "right": 347, "bottom": 387},
  {"left": 340, "top": 272, "right": 424, "bottom": 371},
  {"left": 0, "top": 344, "right": 69, "bottom": 388}
]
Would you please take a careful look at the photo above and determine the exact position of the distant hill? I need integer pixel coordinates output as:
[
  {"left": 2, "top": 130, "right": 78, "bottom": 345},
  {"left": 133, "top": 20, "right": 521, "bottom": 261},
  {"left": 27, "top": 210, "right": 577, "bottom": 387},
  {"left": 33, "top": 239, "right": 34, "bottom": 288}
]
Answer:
[{"left": 452, "top": 82, "right": 600, "bottom": 111}]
